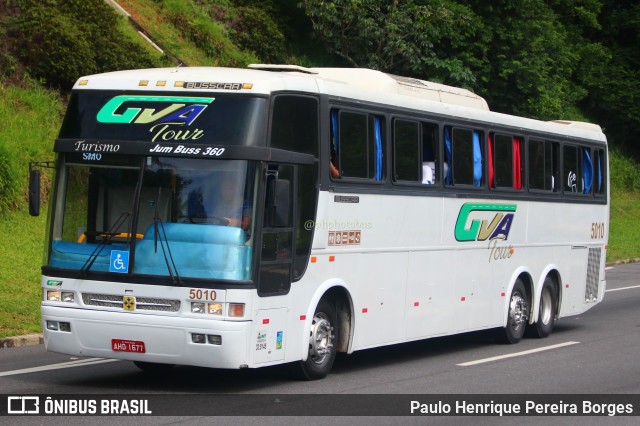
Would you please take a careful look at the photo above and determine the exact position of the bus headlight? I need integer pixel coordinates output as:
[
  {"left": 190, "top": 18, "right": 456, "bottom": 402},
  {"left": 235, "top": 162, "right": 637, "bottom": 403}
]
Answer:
[
  {"left": 46, "top": 290, "right": 75, "bottom": 303},
  {"left": 46, "top": 321, "right": 71, "bottom": 332},
  {"left": 208, "top": 303, "right": 223, "bottom": 315},
  {"left": 191, "top": 302, "right": 206, "bottom": 314},
  {"left": 61, "top": 291, "right": 75, "bottom": 303}
]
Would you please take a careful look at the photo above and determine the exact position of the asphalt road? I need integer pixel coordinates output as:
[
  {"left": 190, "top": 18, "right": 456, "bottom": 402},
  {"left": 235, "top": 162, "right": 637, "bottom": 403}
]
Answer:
[{"left": 1, "top": 263, "right": 638, "bottom": 425}]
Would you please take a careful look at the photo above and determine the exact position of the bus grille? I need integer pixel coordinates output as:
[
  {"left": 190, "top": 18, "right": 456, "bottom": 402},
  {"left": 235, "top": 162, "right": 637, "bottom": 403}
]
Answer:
[
  {"left": 81, "top": 293, "right": 181, "bottom": 312},
  {"left": 585, "top": 248, "right": 601, "bottom": 302}
]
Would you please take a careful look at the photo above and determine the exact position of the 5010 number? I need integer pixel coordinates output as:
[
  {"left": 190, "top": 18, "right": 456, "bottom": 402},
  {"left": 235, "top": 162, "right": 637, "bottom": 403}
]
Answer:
[
  {"left": 591, "top": 222, "right": 605, "bottom": 239},
  {"left": 189, "top": 288, "right": 217, "bottom": 301}
]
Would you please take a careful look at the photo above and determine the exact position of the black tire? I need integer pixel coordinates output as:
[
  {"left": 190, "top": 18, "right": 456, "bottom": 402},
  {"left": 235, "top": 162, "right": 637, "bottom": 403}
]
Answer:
[
  {"left": 527, "top": 276, "right": 557, "bottom": 338},
  {"left": 501, "top": 279, "right": 529, "bottom": 344},
  {"left": 133, "top": 361, "right": 174, "bottom": 373},
  {"left": 293, "top": 298, "right": 337, "bottom": 380}
]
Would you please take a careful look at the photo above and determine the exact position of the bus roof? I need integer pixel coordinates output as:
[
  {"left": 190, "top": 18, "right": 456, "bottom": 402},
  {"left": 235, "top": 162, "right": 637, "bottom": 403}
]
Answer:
[
  {"left": 249, "top": 64, "right": 490, "bottom": 111},
  {"left": 72, "top": 65, "right": 606, "bottom": 143}
]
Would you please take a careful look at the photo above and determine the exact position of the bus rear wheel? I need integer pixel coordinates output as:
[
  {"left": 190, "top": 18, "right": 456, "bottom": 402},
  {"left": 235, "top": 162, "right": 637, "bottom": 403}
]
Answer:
[
  {"left": 294, "top": 298, "right": 337, "bottom": 380},
  {"left": 502, "top": 279, "right": 529, "bottom": 344},
  {"left": 528, "top": 277, "right": 557, "bottom": 338}
]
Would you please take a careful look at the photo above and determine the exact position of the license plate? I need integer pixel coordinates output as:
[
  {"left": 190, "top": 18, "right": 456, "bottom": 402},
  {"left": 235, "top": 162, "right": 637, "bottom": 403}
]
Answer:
[{"left": 112, "top": 339, "right": 146, "bottom": 353}]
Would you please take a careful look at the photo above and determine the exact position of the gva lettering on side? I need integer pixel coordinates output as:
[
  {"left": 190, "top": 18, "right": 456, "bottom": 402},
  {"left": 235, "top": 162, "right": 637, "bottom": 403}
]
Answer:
[
  {"left": 454, "top": 203, "right": 517, "bottom": 242},
  {"left": 96, "top": 95, "right": 215, "bottom": 126}
]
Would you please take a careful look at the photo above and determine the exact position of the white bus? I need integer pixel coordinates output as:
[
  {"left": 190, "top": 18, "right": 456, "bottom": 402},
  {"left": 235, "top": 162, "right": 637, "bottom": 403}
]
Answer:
[{"left": 32, "top": 65, "right": 608, "bottom": 379}]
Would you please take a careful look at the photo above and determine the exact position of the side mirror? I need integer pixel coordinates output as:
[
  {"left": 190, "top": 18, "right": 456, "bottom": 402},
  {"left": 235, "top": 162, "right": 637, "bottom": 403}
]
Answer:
[
  {"left": 29, "top": 169, "right": 41, "bottom": 217},
  {"left": 267, "top": 179, "right": 290, "bottom": 227}
]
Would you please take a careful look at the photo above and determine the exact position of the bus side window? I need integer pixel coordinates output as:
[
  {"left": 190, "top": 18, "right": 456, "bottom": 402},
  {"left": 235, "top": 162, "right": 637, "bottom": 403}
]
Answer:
[
  {"left": 422, "top": 122, "right": 438, "bottom": 184},
  {"left": 582, "top": 147, "right": 594, "bottom": 195},
  {"left": 331, "top": 109, "right": 384, "bottom": 181},
  {"left": 594, "top": 148, "right": 606, "bottom": 196},
  {"left": 393, "top": 119, "right": 420, "bottom": 182},
  {"left": 488, "top": 133, "right": 523, "bottom": 190},
  {"left": 563, "top": 145, "right": 582, "bottom": 193},
  {"left": 330, "top": 110, "right": 340, "bottom": 178},
  {"left": 392, "top": 119, "right": 438, "bottom": 185},
  {"left": 528, "top": 139, "right": 559, "bottom": 192},
  {"left": 445, "top": 126, "right": 484, "bottom": 187}
]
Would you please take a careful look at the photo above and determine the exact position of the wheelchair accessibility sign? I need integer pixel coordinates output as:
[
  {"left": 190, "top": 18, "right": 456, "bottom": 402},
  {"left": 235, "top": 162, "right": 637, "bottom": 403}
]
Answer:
[{"left": 110, "top": 250, "right": 130, "bottom": 273}]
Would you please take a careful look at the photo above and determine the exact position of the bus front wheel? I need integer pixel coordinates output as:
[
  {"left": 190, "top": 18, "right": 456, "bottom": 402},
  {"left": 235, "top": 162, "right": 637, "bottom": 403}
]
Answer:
[
  {"left": 502, "top": 279, "right": 529, "bottom": 344},
  {"left": 294, "top": 298, "right": 337, "bottom": 380}
]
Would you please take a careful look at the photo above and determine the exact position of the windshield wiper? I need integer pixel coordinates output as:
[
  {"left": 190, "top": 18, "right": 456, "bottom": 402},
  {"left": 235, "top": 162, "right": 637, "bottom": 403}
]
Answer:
[
  {"left": 78, "top": 211, "right": 131, "bottom": 277},
  {"left": 152, "top": 186, "right": 182, "bottom": 285}
]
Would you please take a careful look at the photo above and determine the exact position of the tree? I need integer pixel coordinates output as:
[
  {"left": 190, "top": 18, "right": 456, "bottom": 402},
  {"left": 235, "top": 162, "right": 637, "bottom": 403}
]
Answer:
[
  {"left": 299, "top": 0, "right": 481, "bottom": 85},
  {"left": 461, "top": 0, "right": 589, "bottom": 120},
  {"left": 578, "top": 0, "right": 640, "bottom": 156}
]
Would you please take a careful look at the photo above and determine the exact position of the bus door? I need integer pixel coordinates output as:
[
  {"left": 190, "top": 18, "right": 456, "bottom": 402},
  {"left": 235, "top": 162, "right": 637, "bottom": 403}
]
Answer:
[
  {"left": 252, "top": 164, "right": 295, "bottom": 365},
  {"left": 258, "top": 164, "right": 295, "bottom": 296}
]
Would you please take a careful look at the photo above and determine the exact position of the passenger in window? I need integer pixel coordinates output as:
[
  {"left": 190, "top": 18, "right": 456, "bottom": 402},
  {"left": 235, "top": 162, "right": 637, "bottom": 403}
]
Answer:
[
  {"left": 567, "top": 171, "right": 577, "bottom": 192},
  {"left": 422, "top": 162, "right": 435, "bottom": 184},
  {"left": 212, "top": 177, "right": 252, "bottom": 229},
  {"left": 421, "top": 140, "right": 437, "bottom": 184},
  {"left": 330, "top": 147, "right": 340, "bottom": 179}
]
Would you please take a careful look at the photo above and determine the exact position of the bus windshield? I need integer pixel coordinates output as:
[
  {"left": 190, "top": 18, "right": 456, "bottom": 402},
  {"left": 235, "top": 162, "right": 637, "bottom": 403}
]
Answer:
[{"left": 48, "top": 154, "right": 257, "bottom": 282}]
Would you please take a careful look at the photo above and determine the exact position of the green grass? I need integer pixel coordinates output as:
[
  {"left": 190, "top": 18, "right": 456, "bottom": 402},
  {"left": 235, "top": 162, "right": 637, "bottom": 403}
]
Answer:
[
  {"left": 114, "top": 9, "right": 171, "bottom": 64},
  {"left": 608, "top": 189, "right": 640, "bottom": 262},
  {"left": 0, "top": 80, "right": 61, "bottom": 337},
  {"left": 0, "top": 81, "right": 62, "bottom": 213},
  {"left": 0, "top": 206, "right": 48, "bottom": 337},
  {"left": 607, "top": 150, "right": 640, "bottom": 262},
  {"left": 118, "top": 0, "right": 256, "bottom": 66}
]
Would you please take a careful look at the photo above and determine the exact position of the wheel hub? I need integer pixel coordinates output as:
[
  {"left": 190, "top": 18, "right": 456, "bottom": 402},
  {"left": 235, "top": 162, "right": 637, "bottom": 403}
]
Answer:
[
  {"left": 510, "top": 292, "right": 528, "bottom": 329},
  {"left": 309, "top": 312, "right": 334, "bottom": 364}
]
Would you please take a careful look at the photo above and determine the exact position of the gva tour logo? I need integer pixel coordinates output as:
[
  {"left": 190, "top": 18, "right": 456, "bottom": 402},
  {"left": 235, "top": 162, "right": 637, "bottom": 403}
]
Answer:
[
  {"left": 454, "top": 203, "right": 517, "bottom": 262},
  {"left": 96, "top": 95, "right": 214, "bottom": 142}
]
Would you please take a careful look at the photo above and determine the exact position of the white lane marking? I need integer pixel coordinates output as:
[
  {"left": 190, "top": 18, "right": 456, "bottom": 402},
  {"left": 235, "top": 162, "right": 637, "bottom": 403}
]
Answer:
[
  {"left": 606, "top": 284, "right": 640, "bottom": 293},
  {"left": 0, "top": 358, "right": 119, "bottom": 377},
  {"left": 605, "top": 267, "right": 614, "bottom": 270},
  {"left": 457, "top": 341, "right": 580, "bottom": 367}
]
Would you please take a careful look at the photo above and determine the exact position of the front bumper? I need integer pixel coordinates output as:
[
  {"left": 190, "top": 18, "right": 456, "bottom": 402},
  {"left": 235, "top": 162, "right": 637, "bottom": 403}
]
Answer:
[{"left": 41, "top": 305, "right": 251, "bottom": 369}]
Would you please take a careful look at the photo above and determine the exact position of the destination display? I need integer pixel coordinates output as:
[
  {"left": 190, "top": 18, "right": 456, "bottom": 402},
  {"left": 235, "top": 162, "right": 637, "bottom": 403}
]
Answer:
[{"left": 58, "top": 92, "right": 268, "bottom": 146}]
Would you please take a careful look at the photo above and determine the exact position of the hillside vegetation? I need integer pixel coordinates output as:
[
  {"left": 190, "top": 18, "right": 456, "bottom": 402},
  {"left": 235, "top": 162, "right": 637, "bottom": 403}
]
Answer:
[{"left": 0, "top": 0, "right": 638, "bottom": 337}]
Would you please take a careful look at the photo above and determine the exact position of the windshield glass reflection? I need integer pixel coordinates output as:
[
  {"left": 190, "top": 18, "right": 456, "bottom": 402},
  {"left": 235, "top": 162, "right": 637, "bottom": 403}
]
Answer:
[{"left": 48, "top": 155, "right": 257, "bottom": 282}]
